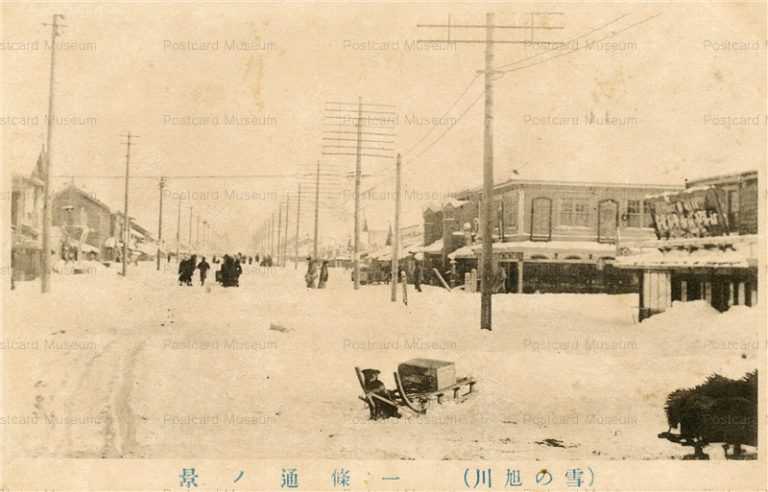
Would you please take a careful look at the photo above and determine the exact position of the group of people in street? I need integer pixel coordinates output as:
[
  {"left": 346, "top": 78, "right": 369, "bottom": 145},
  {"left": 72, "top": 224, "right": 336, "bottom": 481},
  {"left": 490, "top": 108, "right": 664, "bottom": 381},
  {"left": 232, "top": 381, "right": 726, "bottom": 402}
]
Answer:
[
  {"left": 177, "top": 253, "right": 243, "bottom": 288},
  {"left": 217, "top": 254, "right": 243, "bottom": 287},
  {"left": 304, "top": 257, "right": 330, "bottom": 289},
  {"left": 178, "top": 255, "right": 211, "bottom": 286}
]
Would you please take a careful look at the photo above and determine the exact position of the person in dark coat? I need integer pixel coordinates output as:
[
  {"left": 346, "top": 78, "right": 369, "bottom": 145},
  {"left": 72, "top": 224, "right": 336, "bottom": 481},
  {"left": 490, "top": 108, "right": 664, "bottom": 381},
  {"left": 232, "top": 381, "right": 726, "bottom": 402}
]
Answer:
[
  {"left": 220, "top": 254, "right": 233, "bottom": 287},
  {"left": 362, "top": 368, "right": 400, "bottom": 419},
  {"left": 178, "top": 256, "right": 188, "bottom": 285},
  {"left": 414, "top": 261, "right": 423, "bottom": 292},
  {"left": 317, "top": 260, "right": 329, "bottom": 289},
  {"left": 185, "top": 255, "right": 197, "bottom": 286},
  {"left": 198, "top": 256, "right": 210, "bottom": 286},
  {"left": 305, "top": 257, "right": 317, "bottom": 288},
  {"left": 233, "top": 257, "right": 243, "bottom": 286}
]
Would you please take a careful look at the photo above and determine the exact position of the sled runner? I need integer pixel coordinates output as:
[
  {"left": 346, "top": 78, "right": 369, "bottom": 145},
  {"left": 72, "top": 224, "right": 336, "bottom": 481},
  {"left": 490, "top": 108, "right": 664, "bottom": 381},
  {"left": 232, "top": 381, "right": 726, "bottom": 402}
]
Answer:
[{"left": 355, "top": 362, "right": 477, "bottom": 420}]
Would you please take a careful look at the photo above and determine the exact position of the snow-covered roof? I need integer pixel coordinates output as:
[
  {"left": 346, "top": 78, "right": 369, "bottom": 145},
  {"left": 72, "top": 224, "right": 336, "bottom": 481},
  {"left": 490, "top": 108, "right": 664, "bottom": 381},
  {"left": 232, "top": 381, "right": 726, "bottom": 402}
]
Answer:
[
  {"left": 415, "top": 238, "right": 443, "bottom": 254},
  {"left": 423, "top": 198, "right": 469, "bottom": 213},
  {"left": 645, "top": 185, "right": 713, "bottom": 201},
  {"left": 614, "top": 248, "right": 752, "bottom": 269},
  {"left": 614, "top": 234, "right": 758, "bottom": 270},
  {"left": 449, "top": 240, "right": 618, "bottom": 260}
]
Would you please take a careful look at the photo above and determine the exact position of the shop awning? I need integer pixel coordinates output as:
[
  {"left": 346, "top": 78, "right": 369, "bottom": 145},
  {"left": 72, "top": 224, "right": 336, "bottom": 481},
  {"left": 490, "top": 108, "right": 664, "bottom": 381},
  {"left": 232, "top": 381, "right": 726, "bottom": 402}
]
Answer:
[
  {"left": 614, "top": 234, "right": 758, "bottom": 270},
  {"left": 614, "top": 248, "right": 752, "bottom": 269},
  {"left": 448, "top": 240, "right": 618, "bottom": 261}
]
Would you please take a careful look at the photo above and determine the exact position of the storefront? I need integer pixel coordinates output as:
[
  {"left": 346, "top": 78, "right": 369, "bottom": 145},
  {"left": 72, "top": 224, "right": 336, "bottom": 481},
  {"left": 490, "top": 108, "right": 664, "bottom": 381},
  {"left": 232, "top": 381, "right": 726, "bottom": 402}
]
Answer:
[
  {"left": 615, "top": 175, "right": 759, "bottom": 320},
  {"left": 448, "top": 240, "right": 637, "bottom": 294},
  {"left": 616, "top": 235, "right": 758, "bottom": 320}
]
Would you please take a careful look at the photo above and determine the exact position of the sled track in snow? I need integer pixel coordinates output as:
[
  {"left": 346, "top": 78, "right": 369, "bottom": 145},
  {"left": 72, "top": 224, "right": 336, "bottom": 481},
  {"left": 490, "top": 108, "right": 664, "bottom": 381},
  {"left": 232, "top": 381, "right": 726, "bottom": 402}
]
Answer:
[{"left": 47, "top": 337, "right": 148, "bottom": 458}]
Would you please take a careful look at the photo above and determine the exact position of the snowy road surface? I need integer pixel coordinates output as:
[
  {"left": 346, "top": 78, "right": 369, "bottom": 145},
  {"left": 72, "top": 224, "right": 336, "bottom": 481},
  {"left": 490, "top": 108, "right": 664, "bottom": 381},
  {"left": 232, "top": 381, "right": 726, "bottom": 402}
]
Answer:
[{"left": 5, "top": 263, "right": 759, "bottom": 460}]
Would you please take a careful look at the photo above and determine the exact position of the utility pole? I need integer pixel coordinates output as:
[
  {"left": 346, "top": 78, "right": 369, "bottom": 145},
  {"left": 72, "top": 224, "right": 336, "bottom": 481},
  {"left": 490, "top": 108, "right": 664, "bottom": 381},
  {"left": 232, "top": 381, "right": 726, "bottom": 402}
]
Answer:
[
  {"left": 270, "top": 212, "right": 276, "bottom": 259},
  {"left": 156, "top": 177, "right": 166, "bottom": 271},
  {"left": 283, "top": 195, "right": 290, "bottom": 266},
  {"left": 352, "top": 98, "right": 362, "bottom": 289},
  {"left": 40, "top": 14, "right": 65, "bottom": 293},
  {"left": 390, "top": 153, "right": 402, "bottom": 302},
  {"left": 277, "top": 202, "right": 283, "bottom": 266},
  {"left": 294, "top": 183, "right": 302, "bottom": 269},
  {"left": 480, "top": 13, "right": 495, "bottom": 331},
  {"left": 417, "top": 12, "right": 563, "bottom": 330},
  {"left": 120, "top": 132, "right": 136, "bottom": 277},
  {"left": 321, "top": 99, "right": 396, "bottom": 289},
  {"left": 175, "top": 195, "right": 181, "bottom": 261},
  {"left": 313, "top": 160, "right": 320, "bottom": 259}
]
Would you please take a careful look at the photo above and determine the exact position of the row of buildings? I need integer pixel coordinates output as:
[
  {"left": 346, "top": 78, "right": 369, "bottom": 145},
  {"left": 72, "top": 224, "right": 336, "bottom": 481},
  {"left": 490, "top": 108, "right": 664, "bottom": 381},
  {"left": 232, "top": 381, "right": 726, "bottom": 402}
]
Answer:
[
  {"left": 11, "top": 152, "right": 159, "bottom": 280},
  {"left": 416, "top": 170, "right": 758, "bottom": 319}
]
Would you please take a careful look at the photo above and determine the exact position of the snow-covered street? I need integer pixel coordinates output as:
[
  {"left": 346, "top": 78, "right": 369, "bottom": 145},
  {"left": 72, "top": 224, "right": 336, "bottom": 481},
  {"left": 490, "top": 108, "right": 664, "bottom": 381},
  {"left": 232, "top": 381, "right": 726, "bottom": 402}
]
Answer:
[{"left": 4, "top": 264, "right": 760, "bottom": 461}]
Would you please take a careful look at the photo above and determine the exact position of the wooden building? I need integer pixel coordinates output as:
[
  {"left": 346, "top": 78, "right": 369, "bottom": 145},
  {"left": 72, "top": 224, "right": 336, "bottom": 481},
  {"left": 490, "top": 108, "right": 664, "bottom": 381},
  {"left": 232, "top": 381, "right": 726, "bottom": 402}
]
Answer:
[
  {"left": 52, "top": 184, "right": 115, "bottom": 260},
  {"left": 615, "top": 170, "right": 758, "bottom": 320},
  {"left": 10, "top": 152, "right": 45, "bottom": 281},
  {"left": 423, "top": 178, "right": 680, "bottom": 293}
]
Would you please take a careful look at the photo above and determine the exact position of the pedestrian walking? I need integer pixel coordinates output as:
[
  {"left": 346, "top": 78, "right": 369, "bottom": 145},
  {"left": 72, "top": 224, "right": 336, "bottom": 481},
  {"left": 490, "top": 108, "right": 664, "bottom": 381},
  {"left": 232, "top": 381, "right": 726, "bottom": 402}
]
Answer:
[
  {"left": 233, "top": 257, "right": 243, "bottom": 287},
  {"left": 400, "top": 268, "right": 408, "bottom": 306},
  {"left": 178, "top": 256, "right": 188, "bottom": 285},
  {"left": 185, "top": 255, "right": 197, "bottom": 285},
  {"left": 219, "top": 254, "right": 233, "bottom": 287},
  {"left": 305, "top": 257, "right": 317, "bottom": 288},
  {"left": 198, "top": 256, "right": 210, "bottom": 286},
  {"left": 414, "top": 261, "right": 423, "bottom": 292},
  {"left": 317, "top": 260, "right": 329, "bottom": 289}
]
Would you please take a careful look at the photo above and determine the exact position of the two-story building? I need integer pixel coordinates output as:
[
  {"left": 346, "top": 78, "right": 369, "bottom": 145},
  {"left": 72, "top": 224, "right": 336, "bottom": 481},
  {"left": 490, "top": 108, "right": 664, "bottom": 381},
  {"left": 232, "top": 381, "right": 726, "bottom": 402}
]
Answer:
[
  {"left": 110, "top": 212, "right": 157, "bottom": 261},
  {"left": 51, "top": 184, "right": 114, "bottom": 260},
  {"left": 615, "top": 170, "right": 758, "bottom": 320},
  {"left": 10, "top": 151, "right": 45, "bottom": 281},
  {"left": 423, "top": 177, "right": 681, "bottom": 293}
]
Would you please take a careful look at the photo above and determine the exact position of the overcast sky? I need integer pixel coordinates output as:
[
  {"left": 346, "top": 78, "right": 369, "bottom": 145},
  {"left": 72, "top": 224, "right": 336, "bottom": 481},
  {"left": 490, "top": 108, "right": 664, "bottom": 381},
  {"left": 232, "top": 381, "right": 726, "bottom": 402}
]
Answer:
[{"left": 3, "top": 2, "right": 765, "bottom": 250}]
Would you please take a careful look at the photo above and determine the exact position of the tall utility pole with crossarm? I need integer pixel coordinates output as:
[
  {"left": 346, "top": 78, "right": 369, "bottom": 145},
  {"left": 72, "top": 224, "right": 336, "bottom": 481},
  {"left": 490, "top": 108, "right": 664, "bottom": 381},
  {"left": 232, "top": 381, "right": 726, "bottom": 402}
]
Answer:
[
  {"left": 120, "top": 132, "right": 137, "bottom": 277},
  {"left": 322, "top": 99, "right": 397, "bottom": 289},
  {"left": 156, "top": 177, "right": 166, "bottom": 270},
  {"left": 40, "top": 14, "right": 65, "bottom": 293},
  {"left": 294, "top": 183, "right": 301, "bottom": 269},
  {"left": 417, "top": 12, "right": 564, "bottom": 330}
]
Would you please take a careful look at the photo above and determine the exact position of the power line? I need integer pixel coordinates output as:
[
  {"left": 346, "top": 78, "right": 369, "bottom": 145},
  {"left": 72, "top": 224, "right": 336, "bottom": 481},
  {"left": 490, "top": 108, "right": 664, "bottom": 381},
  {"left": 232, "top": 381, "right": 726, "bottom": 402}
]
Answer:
[
  {"left": 497, "top": 13, "right": 659, "bottom": 75},
  {"left": 493, "top": 13, "right": 629, "bottom": 71},
  {"left": 364, "top": 11, "right": 657, "bottom": 198},
  {"left": 401, "top": 73, "right": 482, "bottom": 158}
]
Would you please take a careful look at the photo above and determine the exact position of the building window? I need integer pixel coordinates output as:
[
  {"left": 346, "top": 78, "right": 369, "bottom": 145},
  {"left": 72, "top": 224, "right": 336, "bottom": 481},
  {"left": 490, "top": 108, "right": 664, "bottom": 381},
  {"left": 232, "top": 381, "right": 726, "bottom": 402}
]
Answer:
[
  {"left": 626, "top": 199, "right": 652, "bottom": 228},
  {"left": 559, "top": 198, "right": 590, "bottom": 227},
  {"left": 11, "top": 191, "right": 20, "bottom": 226},
  {"left": 727, "top": 189, "right": 739, "bottom": 232}
]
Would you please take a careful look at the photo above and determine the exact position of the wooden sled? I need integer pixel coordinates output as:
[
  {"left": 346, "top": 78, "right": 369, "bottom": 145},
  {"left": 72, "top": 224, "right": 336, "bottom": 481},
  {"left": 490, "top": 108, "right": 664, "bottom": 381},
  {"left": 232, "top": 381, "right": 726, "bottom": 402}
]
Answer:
[{"left": 355, "top": 366, "right": 477, "bottom": 420}]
